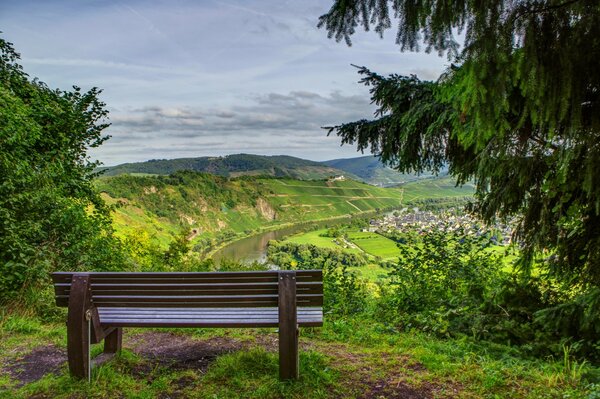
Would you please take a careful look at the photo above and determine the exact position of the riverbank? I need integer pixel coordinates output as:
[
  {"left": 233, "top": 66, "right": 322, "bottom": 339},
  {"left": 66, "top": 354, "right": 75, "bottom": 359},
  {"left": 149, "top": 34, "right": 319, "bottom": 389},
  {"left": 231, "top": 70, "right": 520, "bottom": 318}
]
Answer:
[{"left": 206, "top": 209, "right": 382, "bottom": 264}]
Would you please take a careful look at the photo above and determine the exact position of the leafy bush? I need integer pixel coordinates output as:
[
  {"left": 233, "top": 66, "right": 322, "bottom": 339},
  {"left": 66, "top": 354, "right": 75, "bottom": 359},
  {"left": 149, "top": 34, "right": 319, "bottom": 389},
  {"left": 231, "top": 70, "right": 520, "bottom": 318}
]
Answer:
[
  {"left": 267, "top": 240, "right": 369, "bottom": 315},
  {"left": 374, "top": 224, "right": 600, "bottom": 360},
  {"left": 0, "top": 38, "right": 127, "bottom": 301},
  {"left": 376, "top": 225, "right": 502, "bottom": 334}
]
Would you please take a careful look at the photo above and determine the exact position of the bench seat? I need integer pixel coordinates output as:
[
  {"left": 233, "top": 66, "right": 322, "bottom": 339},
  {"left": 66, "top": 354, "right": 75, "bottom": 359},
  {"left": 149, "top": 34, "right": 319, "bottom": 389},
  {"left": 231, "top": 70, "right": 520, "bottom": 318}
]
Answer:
[{"left": 98, "top": 306, "right": 323, "bottom": 328}]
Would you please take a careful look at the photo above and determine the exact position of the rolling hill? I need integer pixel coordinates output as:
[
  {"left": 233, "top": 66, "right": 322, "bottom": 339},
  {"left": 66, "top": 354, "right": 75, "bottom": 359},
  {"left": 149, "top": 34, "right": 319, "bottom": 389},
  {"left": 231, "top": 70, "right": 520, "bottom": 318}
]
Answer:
[
  {"left": 322, "top": 155, "right": 444, "bottom": 186},
  {"left": 97, "top": 153, "right": 446, "bottom": 186},
  {"left": 98, "top": 154, "right": 358, "bottom": 180}
]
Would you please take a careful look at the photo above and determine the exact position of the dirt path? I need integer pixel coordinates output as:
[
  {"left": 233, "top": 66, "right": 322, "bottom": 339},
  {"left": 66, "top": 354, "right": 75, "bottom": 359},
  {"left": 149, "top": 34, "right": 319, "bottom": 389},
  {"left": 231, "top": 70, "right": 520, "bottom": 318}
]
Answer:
[
  {"left": 346, "top": 200, "right": 363, "bottom": 212},
  {"left": 127, "top": 331, "right": 246, "bottom": 372}
]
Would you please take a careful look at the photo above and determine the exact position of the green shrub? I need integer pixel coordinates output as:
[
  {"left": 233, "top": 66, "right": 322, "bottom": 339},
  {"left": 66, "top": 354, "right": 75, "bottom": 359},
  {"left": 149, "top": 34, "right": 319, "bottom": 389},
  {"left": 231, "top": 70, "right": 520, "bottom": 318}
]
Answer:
[
  {"left": 267, "top": 241, "right": 369, "bottom": 315},
  {"left": 376, "top": 226, "right": 502, "bottom": 331}
]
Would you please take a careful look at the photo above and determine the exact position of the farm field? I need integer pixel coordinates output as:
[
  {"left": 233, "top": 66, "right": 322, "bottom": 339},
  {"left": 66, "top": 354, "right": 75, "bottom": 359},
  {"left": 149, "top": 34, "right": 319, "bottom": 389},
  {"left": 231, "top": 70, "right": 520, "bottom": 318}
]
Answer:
[
  {"left": 400, "top": 175, "right": 475, "bottom": 203},
  {"left": 283, "top": 228, "right": 396, "bottom": 281},
  {"left": 284, "top": 228, "right": 402, "bottom": 261},
  {"left": 345, "top": 231, "right": 401, "bottom": 260},
  {"left": 284, "top": 229, "right": 362, "bottom": 253}
]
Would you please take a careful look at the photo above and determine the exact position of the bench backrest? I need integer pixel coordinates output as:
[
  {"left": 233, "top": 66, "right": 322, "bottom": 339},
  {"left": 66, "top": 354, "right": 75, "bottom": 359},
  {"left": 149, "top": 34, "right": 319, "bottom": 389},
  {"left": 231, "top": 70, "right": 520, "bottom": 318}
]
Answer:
[{"left": 52, "top": 270, "right": 323, "bottom": 308}]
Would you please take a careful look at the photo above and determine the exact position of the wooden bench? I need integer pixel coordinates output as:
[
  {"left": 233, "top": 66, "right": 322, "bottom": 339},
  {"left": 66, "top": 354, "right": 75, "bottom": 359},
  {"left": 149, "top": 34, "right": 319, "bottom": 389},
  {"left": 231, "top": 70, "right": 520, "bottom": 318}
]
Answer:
[{"left": 52, "top": 270, "right": 323, "bottom": 381}]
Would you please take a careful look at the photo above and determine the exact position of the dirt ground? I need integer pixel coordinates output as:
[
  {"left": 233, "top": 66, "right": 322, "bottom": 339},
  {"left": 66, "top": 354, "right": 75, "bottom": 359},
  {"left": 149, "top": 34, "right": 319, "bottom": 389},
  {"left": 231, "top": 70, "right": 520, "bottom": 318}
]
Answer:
[
  {"left": 1, "top": 331, "right": 454, "bottom": 398},
  {"left": 3, "top": 345, "right": 67, "bottom": 387}
]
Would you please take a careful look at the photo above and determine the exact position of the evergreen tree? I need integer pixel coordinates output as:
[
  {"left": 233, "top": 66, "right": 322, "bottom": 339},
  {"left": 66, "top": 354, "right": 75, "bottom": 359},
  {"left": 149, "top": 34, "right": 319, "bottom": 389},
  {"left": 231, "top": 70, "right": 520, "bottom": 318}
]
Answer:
[{"left": 318, "top": 0, "right": 600, "bottom": 285}]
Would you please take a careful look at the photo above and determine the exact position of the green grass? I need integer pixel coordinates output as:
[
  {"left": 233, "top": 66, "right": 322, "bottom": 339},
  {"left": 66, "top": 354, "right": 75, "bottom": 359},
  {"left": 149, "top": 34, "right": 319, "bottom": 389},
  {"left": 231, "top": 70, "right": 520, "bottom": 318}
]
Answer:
[
  {"left": 346, "top": 231, "right": 401, "bottom": 260},
  {"left": 284, "top": 229, "right": 402, "bottom": 261},
  {"left": 400, "top": 175, "right": 475, "bottom": 202},
  {"left": 282, "top": 228, "right": 397, "bottom": 281},
  {"left": 1, "top": 313, "right": 597, "bottom": 398},
  {"left": 285, "top": 229, "right": 361, "bottom": 254}
]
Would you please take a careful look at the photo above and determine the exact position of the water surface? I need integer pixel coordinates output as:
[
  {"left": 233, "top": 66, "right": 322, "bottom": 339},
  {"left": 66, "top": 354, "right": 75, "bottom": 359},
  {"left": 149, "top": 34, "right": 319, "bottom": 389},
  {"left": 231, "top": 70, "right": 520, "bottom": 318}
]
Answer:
[{"left": 211, "top": 217, "right": 357, "bottom": 265}]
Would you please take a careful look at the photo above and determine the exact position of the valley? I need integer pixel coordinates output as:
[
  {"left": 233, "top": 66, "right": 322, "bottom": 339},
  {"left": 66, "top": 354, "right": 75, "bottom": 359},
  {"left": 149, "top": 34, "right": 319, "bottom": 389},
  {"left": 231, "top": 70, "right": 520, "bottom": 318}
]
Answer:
[{"left": 96, "top": 171, "right": 474, "bottom": 257}]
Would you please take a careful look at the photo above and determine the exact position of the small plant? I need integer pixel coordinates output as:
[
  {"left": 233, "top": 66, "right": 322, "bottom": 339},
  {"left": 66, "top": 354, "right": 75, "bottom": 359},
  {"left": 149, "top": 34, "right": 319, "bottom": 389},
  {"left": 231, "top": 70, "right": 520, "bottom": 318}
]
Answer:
[{"left": 561, "top": 345, "right": 587, "bottom": 386}]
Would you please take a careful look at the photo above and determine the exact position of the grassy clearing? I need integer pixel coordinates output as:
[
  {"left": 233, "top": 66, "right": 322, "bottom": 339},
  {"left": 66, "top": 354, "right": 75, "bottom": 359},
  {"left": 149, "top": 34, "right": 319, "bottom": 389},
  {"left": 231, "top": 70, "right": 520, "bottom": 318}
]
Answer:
[
  {"left": 285, "top": 229, "right": 361, "bottom": 254},
  {"left": 400, "top": 176, "right": 475, "bottom": 202},
  {"left": 346, "top": 231, "right": 401, "bottom": 260},
  {"left": 348, "top": 262, "right": 389, "bottom": 281},
  {"left": 282, "top": 229, "right": 391, "bottom": 281},
  {"left": 1, "top": 313, "right": 598, "bottom": 398},
  {"left": 283, "top": 229, "right": 402, "bottom": 261}
]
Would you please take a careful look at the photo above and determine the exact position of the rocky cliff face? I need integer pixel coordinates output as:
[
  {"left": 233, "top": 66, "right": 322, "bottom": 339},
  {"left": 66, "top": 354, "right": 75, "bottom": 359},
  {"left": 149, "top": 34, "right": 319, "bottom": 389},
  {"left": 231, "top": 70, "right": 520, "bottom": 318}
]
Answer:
[{"left": 255, "top": 197, "right": 277, "bottom": 221}]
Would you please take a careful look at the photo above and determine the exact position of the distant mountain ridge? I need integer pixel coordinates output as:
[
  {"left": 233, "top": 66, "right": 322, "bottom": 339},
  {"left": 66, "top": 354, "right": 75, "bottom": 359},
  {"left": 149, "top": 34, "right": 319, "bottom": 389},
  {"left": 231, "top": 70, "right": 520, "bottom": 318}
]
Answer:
[
  {"left": 98, "top": 154, "right": 359, "bottom": 181},
  {"left": 322, "top": 155, "right": 441, "bottom": 186},
  {"left": 98, "top": 153, "right": 442, "bottom": 186}
]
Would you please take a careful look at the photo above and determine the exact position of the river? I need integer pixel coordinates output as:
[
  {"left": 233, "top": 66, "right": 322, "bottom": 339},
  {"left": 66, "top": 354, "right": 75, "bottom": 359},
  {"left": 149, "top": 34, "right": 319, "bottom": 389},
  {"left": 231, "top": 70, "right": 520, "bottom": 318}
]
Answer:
[{"left": 210, "top": 216, "right": 358, "bottom": 265}]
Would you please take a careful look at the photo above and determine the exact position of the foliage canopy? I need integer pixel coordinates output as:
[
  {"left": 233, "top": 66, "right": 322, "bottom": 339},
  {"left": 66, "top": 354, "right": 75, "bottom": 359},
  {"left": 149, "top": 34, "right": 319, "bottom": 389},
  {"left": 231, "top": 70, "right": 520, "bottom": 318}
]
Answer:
[
  {"left": 318, "top": 0, "right": 600, "bottom": 285},
  {"left": 0, "top": 38, "right": 123, "bottom": 300}
]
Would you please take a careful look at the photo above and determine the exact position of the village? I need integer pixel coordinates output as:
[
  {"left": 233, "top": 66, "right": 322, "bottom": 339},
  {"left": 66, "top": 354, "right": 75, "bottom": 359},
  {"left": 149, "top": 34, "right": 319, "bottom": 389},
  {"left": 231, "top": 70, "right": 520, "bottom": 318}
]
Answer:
[{"left": 365, "top": 207, "right": 514, "bottom": 245}]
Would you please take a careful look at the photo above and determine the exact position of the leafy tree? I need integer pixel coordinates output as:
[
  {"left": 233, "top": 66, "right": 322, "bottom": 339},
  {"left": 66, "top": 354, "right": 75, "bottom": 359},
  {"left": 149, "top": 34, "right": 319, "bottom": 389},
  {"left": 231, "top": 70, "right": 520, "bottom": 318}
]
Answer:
[
  {"left": 318, "top": 1, "right": 600, "bottom": 285},
  {"left": 0, "top": 37, "right": 123, "bottom": 300},
  {"left": 377, "top": 226, "right": 503, "bottom": 335}
]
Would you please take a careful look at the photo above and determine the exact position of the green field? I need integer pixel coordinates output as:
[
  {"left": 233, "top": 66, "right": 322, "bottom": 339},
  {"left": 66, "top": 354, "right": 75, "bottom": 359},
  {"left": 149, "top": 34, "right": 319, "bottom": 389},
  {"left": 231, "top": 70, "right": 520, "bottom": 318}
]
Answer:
[
  {"left": 400, "top": 176, "right": 474, "bottom": 203},
  {"left": 284, "top": 229, "right": 361, "bottom": 254},
  {"left": 286, "top": 229, "right": 402, "bottom": 261},
  {"left": 283, "top": 228, "right": 395, "bottom": 281},
  {"left": 346, "top": 231, "right": 401, "bottom": 260},
  {"left": 285, "top": 229, "right": 400, "bottom": 260}
]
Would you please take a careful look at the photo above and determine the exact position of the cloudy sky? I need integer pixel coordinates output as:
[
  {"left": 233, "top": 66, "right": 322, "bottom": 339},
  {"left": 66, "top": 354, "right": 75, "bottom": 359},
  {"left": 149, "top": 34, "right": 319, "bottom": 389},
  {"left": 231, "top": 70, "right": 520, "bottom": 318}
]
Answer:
[{"left": 1, "top": 0, "right": 450, "bottom": 166}]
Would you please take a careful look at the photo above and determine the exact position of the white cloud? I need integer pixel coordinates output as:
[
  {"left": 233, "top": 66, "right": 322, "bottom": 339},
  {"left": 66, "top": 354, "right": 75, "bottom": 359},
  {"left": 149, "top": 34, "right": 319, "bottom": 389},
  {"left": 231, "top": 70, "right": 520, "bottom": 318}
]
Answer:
[{"left": 2, "top": 0, "right": 450, "bottom": 165}]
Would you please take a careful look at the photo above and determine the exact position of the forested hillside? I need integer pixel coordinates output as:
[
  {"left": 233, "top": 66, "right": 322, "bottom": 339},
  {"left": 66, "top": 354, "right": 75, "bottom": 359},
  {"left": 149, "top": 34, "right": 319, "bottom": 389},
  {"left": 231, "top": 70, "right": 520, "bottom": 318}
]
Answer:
[
  {"left": 99, "top": 153, "right": 445, "bottom": 187},
  {"left": 98, "top": 154, "right": 358, "bottom": 180}
]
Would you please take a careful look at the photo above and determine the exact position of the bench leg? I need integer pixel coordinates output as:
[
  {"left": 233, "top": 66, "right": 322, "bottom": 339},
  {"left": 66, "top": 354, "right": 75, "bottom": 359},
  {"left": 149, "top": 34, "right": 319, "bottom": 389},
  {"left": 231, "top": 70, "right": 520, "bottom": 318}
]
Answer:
[
  {"left": 67, "top": 274, "right": 92, "bottom": 380},
  {"left": 104, "top": 328, "right": 122, "bottom": 354},
  {"left": 279, "top": 271, "right": 299, "bottom": 380},
  {"left": 279, "top": 323, "right": 299, "bottom": 380}
]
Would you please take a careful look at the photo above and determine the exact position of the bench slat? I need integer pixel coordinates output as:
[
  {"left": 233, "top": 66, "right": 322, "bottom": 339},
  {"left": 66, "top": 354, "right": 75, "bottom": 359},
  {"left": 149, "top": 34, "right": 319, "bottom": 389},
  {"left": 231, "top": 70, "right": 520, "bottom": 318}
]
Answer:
[
  {"left": 98, "top": 319, "right": 323, "bottom": 328},
  {"left": 97, "top": 307, "right": 323, "bottom": 328},
  {"left": 56, "top": 299, "right": 322, "bottom": 307},
  {"left": 57, "top": 289, "right": 321, "bottom": 297},
  {"left": 55, "top": 283, "right": 322, "bottom": 297},
  {"left": 101, "top": 314, "right": 296, "bottom": 320},
  {"left": 52, "top": 270, "right": 322, "bottom": 283},
  {"left": 52, "top": 270, "right": 322, "bottom": 278},
  {"left": 98, "top": 308, "right": 323, "bottom": 315},
  {"left": 56, "top": 282, "right": 322, "bottom": 288}
]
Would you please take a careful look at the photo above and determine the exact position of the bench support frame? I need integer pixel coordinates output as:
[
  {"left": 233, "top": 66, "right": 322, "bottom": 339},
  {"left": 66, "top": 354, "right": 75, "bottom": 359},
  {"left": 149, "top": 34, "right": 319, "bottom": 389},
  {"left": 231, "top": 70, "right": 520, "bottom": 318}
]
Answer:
[
  {"left": 67, "top": 273, "right": 121, "bottom": 380},
  {"left": 67, "top": 274, "right": 92, "bottom": 380},
  {"left": 278, "top": 270, "right": 299, "bottom": 380}
]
